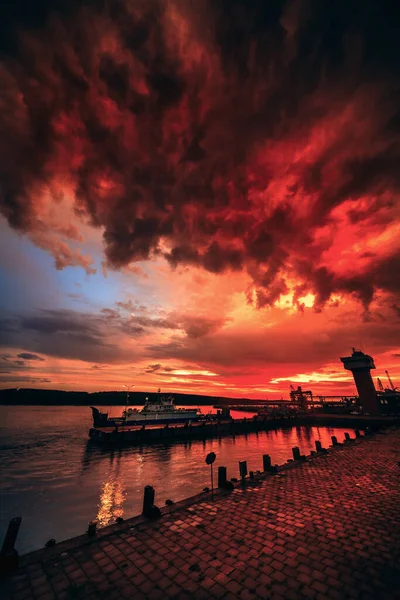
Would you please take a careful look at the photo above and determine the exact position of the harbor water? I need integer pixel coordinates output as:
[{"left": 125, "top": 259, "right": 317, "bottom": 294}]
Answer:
[{"left": 0, "top": 405, "right": 351, "bottom": 554}]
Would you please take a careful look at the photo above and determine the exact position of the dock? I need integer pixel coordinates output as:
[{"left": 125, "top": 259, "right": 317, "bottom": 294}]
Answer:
[
  {"left": 2, "top": 424, "right": 400, "bottom": 599},
  {"left": 88, "top": 414, "right": 400, "bottom": 445}
]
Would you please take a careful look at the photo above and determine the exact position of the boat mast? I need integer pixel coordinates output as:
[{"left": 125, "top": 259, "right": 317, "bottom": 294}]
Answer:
[{"left": 123, "top": 384, "right": 134, "bottom": 416}]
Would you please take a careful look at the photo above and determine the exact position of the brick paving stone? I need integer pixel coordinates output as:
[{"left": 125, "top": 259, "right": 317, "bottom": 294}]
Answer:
[
  {"left": 270, "top": 570, "right": 286, "bottom": 584},
  {"left": 284, "top": 590, "right": 303, "bottom": 600},
  {"left": 225, "top": 580, "right": 243, "bottom": 595},
  {"left": 146, "top": 590, "right": 164, "bottom": 600},
  {"left": 2, "top": 426, "right": 400, "bottom": 599},
  {"left": 239, "top": 589, "right": 257, "bottom": 600}
]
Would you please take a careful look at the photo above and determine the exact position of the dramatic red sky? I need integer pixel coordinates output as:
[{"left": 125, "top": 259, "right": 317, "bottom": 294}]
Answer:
[{"left": 0, "top": 0, "right": 399, "bottom": 398}]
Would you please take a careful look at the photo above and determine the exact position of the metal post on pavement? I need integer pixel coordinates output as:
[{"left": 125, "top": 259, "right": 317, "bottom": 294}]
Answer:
[
  {"left": 0, "top": 517, "right": 21, "bottom": 574},
  {"left": 205, "top": 452, "right": 216, "bottom": 501},
  {"left": 239, "top": 460, "right": 248, "bottom": 484},
  {"left": 218, "top": 466, "right": 227, "bottom": 488}
]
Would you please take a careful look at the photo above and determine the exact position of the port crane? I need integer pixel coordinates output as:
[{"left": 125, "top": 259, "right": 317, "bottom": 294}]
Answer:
[
  {"left": 385, "top": 370, "right": 397, "bottom": 391},
  {"left": 377, "top": 372, "right": 399, "bottom": 394}
]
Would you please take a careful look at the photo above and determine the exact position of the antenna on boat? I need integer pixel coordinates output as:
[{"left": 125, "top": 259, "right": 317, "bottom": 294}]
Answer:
[
  {"left": 123, "top": 384, "right": 135, "bottom": 406},
  {"left": 122, "top": 384, "right": 134, "bottom": 428}
]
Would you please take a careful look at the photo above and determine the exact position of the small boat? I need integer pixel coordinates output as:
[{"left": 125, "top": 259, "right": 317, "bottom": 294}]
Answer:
[{"left": 90, "top": 390, "right": 203, "bottom": 428}]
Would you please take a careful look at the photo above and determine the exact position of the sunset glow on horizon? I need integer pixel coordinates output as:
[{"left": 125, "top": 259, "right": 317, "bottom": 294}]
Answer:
[{"left": 0, "top": 0, "right": 399, "bottom": 399}]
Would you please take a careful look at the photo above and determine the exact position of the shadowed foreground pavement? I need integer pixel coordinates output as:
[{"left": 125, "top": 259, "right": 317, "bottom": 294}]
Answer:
[{"left": 2, "top": 427, "right": 400, "bottom": 600}]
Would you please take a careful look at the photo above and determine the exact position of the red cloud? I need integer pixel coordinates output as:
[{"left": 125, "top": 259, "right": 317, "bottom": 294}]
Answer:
[{"left": 0, "top": 0, "right": 399, "bottom": 309}]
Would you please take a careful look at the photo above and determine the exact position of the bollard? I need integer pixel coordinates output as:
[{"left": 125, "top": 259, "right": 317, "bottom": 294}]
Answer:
[
  {"left": 218, "top": 466, "right": 227, "bottom": 488},
  {"left": 87, "top": 521, "right": 97, "bottom": 537},
  {"left": 205, "top": 452, "right": 216, "bottom": 501},
  {"left": 263, "top": 454, "right": 272, "bottom": 471},
  {"left": 1, "top": 517, "right": 21, "bottom": 554},
  {"left": 355, "top": 429, "right": 361, "bottom": 438},
  {"left": 142, "top": 485, "right": 155, "bottom": 517},
  {"left": 239, "top": 460, "right": 248, "bottom": 482},
  {"left": 344, "top": 432, "right": 351, "bottom": 442},
  {"left": 292, "top": 447, "right": 301, "bottom": 461},
  {"left": 331, "top": 436, "right": 339, "bottom": 446},
  {"left": 315, "top": 440, "right": 322, "bottom": 452},
  {"left": 0, "top": 517, "right": 21, "bottom": 574}
]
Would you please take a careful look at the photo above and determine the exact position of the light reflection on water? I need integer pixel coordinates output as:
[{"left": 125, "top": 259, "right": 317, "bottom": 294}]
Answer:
[
  {"left": 97, "top": 479, "right": 125, "bottom": 527},
  {"left": 0, "top": 405, "right": 352, "bottom": 553}
]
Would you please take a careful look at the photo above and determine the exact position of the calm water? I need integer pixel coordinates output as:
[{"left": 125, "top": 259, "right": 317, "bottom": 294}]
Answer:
[{"left": 0, "top": 406, "right": 350, "bottom": 554}]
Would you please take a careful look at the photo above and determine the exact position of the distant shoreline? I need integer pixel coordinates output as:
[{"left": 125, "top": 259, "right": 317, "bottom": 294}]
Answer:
[{"left": 0, "top": 388, "right": 265, "bottom": 406}]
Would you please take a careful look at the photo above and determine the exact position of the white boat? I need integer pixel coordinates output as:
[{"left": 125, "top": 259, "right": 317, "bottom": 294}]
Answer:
[{"left": 90, "top": 390, "right": 202, "bottom": 427}]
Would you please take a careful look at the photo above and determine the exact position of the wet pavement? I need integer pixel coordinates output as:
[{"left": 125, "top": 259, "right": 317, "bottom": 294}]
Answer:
[{"left": 2, "top": 426, "right": 400, "bottom": 599}]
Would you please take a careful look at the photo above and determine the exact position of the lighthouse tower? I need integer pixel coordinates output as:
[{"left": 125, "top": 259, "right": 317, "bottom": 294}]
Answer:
[{"left": 340, "top": 349, "right": 379, "bottom": 415}]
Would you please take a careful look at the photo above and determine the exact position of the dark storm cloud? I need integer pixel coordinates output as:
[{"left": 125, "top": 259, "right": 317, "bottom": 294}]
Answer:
[
  {"left": 146, "top": 316, "right": 400, "bottom": 369},
  {"left": 0, "top": 304, "right": 225, "bottom": 364},
  {"left": 138, "top": 313, "right": 227, "bottom": 339},
  {"left": 132, "top": 316, "right": 179, "bottom": 330},
  {"left": 19, "top": 312, "right": 99, "bottom": 335},
  {"left": 146, "top": 341, "right": 185, "bottom": 359},
  {"left": 294, "top": 251, "right": 400, "bottom": 311},
  {"left": 17, "top": 352, "right": 44, "bottom": 361},
  {"left": 143, "top": 362, "right": 213, "bottom": 375},
  {"left": 116, "top": 300, "right": 148, "bottom": 312},
  {"left": 101, "top": 304, "right": 227, "bottom": 339},
  {"left": 0, "top": 353, "right": 37, "bottom": 375},
  {"left": 144, "top": 363, "right": 162, "bottom": 374},
  {"left": 0, "top": 0, "right": 399, "bottom": 307},
  {"left": 99, "top": 307, "right": 177, "bottom": 333},
  {"left": 0, "top": 375, "right": 51, "bottom": 384},
  {"left": 0, "top": 309, "right": 127, "bottom": 363},
  {"left": 180, "top": 315, "right": 227, "bottom": 339}
]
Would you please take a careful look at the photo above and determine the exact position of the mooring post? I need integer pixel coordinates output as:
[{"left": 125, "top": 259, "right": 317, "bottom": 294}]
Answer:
[
  {"left": 315, "top": 440, "right": 322, "bottom": 452},
  {"left": 239, "top": 460, "right": 248, "bottom": 484},
  {"left": 331, "top": 436, "right": 339, "bottom": 446},
  {"left": 142, "top": 485, "right": 155, "bottom": 517},
  {"left": 87, "top": 520, "right": 97, "bottom": 537},
  {"left": 344, "top": 432, "right": 351, "bottom": 442},
  {"left": 355, "top": 429, "right": 361, "bottom": 438},
  {"left": 218, "top": 466, "right": 227, "bottom": 488},
  {"left": 262, "top": 454, "right": 272, "bottom": 471},
  {"left": 292, "top": 446, "right": 301, "bottom": 461},
  {"left": 0, "top": 517, "right": 21, "bottom": 574}
]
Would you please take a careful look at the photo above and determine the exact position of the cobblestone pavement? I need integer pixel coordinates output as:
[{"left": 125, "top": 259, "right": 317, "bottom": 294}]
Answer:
[{"left": 2, "top": 427, "right": 400, "bottom": 600}]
